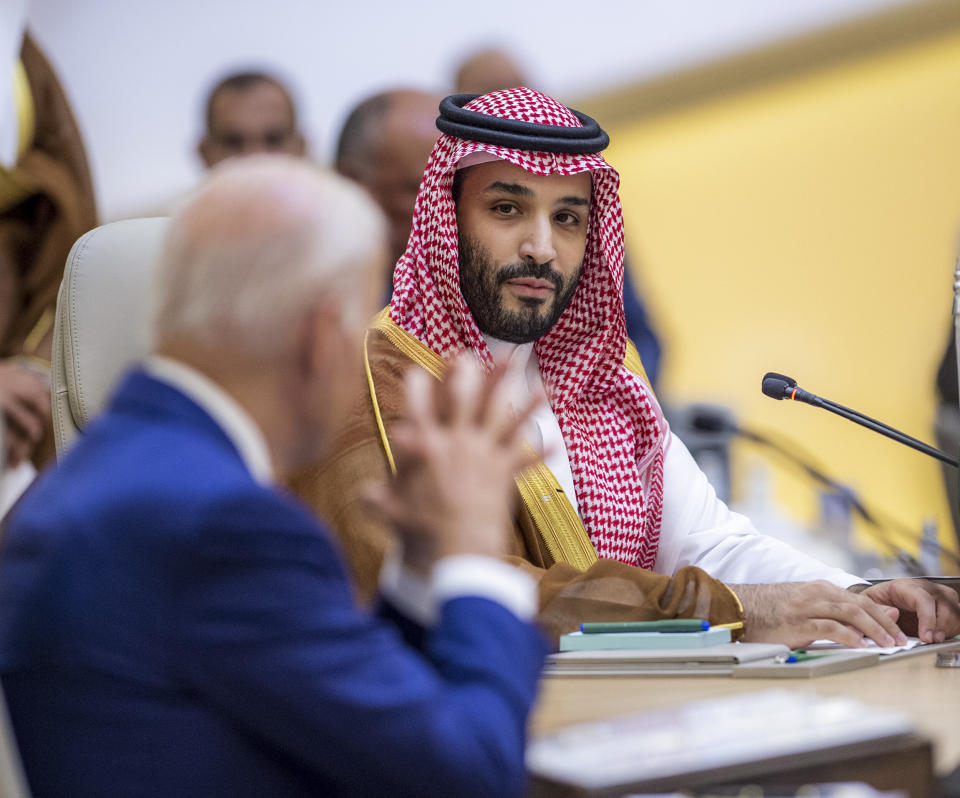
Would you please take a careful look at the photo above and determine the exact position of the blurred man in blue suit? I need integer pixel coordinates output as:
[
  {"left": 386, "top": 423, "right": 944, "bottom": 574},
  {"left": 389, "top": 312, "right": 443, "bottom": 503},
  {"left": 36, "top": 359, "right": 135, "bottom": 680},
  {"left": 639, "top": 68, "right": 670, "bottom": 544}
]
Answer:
[{"left": 0, "top": 156, "right": 547, "bottom": 797}]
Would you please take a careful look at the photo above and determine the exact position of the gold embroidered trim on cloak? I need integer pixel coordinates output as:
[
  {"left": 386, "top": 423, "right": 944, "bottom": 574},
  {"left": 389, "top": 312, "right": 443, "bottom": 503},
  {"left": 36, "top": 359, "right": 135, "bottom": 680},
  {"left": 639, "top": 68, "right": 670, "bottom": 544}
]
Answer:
[
  {"left": 623, "top": 338, "right": 650, "bottom": 385},
  {"left": 364, "top": 326, "right": 396, "bottom": 476},
  {"left": 373, "top": 308, "right": 444, "bottom": 378},
  {"left": 22, "top": 307, "right": 53, "bottom": 356},
  {"left": 367, "top": 309, "right": 598, "bottom": 570}
]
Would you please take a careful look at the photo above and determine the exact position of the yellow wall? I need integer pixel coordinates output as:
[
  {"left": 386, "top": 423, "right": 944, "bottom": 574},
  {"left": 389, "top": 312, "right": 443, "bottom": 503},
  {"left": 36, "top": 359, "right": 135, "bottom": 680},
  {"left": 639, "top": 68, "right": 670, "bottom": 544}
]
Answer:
[{"left": 609, "top": 30, "right": 960, "bottom": 567}]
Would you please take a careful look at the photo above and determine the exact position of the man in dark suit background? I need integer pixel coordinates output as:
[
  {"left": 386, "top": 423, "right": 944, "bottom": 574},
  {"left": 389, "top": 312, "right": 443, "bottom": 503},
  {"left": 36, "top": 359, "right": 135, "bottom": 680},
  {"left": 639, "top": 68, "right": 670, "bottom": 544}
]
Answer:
[{"left": 0, "top": 156, "right": 547, "bottom": 797}]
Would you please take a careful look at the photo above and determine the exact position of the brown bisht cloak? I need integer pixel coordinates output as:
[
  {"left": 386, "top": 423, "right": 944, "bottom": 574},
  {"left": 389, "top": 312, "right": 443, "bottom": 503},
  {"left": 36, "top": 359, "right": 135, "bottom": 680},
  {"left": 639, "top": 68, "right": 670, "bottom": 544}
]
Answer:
[
  {"left": 0, "top": 33, "right": 98, "bottom": 464},
  {"left": 289, "top": 313, "right": 744, "bottom": 645}
]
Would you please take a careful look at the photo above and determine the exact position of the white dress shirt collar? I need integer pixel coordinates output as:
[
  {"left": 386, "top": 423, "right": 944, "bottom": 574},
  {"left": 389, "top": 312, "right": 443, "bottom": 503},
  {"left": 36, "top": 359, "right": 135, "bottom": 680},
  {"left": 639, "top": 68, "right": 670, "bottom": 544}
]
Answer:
[
  {"left": 480, "top": 334, "right": 579, "bottom": 515},
  {"left": 142, "top": 355, "right": 274, "bottom": 486},
  {"left": 483, "top": 334, "right": 535, "bottom": 372}
]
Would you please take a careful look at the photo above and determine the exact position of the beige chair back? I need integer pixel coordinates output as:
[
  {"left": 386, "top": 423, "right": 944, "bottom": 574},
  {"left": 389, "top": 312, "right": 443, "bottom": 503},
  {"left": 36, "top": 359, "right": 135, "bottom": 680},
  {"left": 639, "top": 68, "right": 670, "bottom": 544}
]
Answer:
[
  {"left": 0, "top": 682, "right": 30, "bottom": 797},
  {"left": 51, "top": 218, "right": 169, "bottom": 457}
]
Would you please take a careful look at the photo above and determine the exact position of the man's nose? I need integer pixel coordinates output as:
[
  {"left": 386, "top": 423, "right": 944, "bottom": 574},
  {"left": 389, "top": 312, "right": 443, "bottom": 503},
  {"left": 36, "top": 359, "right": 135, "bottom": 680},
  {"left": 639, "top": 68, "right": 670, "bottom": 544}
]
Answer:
[{"left": 518, "top": 216, "right": 557, "bottom": 264}]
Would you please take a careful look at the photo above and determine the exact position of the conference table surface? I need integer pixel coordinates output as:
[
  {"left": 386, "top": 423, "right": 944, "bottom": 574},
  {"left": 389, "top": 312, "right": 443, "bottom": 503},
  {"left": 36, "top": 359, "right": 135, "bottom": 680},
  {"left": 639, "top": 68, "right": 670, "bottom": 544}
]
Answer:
[{"left": 530, "top": 648, "right": 960, "bottom": 774}]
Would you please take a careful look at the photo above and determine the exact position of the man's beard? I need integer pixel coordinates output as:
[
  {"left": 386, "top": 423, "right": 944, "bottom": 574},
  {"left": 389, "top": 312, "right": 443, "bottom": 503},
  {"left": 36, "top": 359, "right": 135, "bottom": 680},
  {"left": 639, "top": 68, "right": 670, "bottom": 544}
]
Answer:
[{"left": 457, "top": 235, "right": 582, "bottom": 344}]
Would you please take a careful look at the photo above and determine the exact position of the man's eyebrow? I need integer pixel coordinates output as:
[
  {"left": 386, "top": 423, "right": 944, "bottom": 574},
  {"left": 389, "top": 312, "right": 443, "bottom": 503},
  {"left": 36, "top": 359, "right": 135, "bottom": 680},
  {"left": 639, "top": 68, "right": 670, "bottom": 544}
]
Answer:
[
  {"left": 482, "top": 181, "right": 590, "bottom": 207},
  {"left": 482, "top": 181, "right": 532, "bottom": 197}
]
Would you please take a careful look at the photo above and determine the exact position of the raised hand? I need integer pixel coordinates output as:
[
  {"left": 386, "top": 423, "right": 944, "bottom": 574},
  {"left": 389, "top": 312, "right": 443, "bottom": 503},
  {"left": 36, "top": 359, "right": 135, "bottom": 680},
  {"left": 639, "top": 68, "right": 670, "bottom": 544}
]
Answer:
[
  {"left": 365, "top": 354, "right": 543, "bottom": 575},
  {"left": 0, "top": 359, "right": 50, "bottom": 466}
]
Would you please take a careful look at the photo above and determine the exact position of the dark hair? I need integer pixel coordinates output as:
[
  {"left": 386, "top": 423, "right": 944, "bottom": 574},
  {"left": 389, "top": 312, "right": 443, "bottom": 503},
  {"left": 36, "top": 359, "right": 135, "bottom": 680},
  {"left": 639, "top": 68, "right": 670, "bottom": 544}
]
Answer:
[
  {"left": 334, "top": 92, "right": 395, "bottom": 173},
  {"left": 451, "top": 169, "right": 465, "bottom": 203},
  {"left": 204, "top": 71, "right": 297, "bottom": 130}
]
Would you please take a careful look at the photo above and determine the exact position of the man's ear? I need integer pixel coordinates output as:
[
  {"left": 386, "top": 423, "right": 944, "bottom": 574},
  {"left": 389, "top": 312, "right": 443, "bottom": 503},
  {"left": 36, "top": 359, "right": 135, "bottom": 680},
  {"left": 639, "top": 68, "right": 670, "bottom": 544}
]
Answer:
[
  {"left": 335, "top": 157, "right": 364, "bottom": 184},
  {"left": 197, "top": 137, "right": 214, "bottom": 168},
  {"left": 291, "top": 132, "right": 307, "bottom": 158},
  {"left": 295, "top": 300, "right": 344, "bottom": 382}
]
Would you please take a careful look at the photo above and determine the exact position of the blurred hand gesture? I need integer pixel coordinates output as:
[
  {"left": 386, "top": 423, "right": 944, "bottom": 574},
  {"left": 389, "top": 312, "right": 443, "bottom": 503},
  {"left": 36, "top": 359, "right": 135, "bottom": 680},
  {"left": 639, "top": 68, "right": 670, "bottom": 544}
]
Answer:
[
  {"left": 366, "top": 354, "right": 543, "bottom": 576},
  {"left": 0, "top": 359, "right": 50, "bottom": 466}
]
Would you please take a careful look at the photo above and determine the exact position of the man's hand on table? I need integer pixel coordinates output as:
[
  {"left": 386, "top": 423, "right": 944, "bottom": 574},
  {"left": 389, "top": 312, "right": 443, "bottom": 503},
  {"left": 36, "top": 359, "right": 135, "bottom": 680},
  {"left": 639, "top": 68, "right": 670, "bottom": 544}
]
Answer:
[
  {"left": 734, "top": 581, "right": 906, "bottom": 648},
  {"left": 734, "top": 578, "right": 960, "bottom": 648},
  {"left": 859, "top": 578, "right": 960, "bottom": 643}
]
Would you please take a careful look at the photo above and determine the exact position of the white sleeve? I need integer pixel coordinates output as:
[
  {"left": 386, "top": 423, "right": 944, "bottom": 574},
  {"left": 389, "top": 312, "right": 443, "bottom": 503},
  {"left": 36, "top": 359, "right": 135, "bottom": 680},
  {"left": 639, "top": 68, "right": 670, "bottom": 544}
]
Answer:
[
  {"left": 653, "top": 432, "right": 865, "bottom": 588},
  {"left": 378, "top": 551, "right": 538, "bottom": 626}
]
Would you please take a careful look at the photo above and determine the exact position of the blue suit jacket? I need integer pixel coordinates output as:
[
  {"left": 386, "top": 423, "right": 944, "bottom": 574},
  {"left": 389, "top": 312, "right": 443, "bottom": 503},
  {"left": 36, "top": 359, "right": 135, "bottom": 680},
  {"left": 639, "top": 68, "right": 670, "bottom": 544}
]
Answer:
[{"left": 0, "top": 370, "right": 546, "bottom": 797}]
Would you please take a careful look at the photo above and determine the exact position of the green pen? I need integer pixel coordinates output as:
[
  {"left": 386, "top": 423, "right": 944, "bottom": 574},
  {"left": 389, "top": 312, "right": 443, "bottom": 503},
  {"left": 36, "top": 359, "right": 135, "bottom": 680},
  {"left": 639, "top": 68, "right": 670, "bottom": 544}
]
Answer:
[{"left": 580, "top": 619, "right": 710, "bottom": 634}]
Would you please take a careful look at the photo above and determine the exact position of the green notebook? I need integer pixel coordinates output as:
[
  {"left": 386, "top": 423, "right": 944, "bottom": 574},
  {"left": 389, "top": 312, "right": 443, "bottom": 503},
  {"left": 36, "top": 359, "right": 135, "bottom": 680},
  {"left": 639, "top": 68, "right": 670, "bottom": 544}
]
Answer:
[{"left": 559, "top": 627, "right": 731, "bottom": 651}]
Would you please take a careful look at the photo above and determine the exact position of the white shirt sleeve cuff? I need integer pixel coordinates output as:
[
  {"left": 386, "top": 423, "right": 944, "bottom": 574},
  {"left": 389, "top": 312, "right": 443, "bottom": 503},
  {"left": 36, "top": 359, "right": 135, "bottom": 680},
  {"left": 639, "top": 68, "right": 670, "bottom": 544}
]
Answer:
[
  {"left": 378, "top": 551, "right": 436, "bottom": 626},
  {"left": 432, "top": 555, "right": 538, "bottom": 622},
  {"left": 378, "top": 552, "right": 538, "bottom": 626}
]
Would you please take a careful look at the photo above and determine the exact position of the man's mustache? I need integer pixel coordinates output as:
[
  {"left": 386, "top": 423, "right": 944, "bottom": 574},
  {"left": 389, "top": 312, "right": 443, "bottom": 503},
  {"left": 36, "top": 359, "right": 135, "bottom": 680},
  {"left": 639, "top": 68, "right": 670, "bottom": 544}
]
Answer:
[{"left": 496, "top": 261, "right": 564, "bottom": 292}]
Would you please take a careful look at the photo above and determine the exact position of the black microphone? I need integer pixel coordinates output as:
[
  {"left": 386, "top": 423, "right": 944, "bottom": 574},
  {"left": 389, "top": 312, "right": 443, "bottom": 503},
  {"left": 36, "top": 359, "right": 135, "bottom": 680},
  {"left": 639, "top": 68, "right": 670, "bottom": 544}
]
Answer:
[
  {"left": 689, "top": 404, "right": 960, "bottom": 573},
  {"left": 761, "top": 372, "right": 960, "bottom": 468}
]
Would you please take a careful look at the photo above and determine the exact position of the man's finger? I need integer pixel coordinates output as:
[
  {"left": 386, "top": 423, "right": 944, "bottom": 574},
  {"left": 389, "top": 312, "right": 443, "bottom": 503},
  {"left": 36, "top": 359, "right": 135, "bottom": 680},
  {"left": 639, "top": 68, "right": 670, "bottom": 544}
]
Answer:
[
  {"left": 4, "top": 396, "right": 45, "bottom": 442},
  {"left": 930, "top": 585, "right": 960, "bottom": 640},
  {"left": 447, "top": 355, "right": 484, "bottom": 427},
  {"left": 403, "top": 367, "right": 435, "bottom": 430},
  {"left": 479, "top": 364, "right": 522, "bottom": 434},
  {"left": 473, "top": 359, "right": 511, "bottom": 424},
  {"left": 805, "top": 618, "right": 866, "bottom": 649},
  {"left": 907, "top": 586, "right": 939, "bottom": 643},
  {"left": 855, "top": 595, "right": 906, "bottom": 646},
  {"left": 817, "top": 594, "right": 901, "bottom": 647}
]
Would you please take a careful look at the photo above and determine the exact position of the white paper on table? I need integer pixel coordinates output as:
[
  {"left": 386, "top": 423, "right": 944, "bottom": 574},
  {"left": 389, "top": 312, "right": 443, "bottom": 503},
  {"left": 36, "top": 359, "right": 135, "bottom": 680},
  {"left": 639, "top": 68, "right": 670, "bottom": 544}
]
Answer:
[{"left": 806, "top": 637, "right": 924, "bottom": 655}]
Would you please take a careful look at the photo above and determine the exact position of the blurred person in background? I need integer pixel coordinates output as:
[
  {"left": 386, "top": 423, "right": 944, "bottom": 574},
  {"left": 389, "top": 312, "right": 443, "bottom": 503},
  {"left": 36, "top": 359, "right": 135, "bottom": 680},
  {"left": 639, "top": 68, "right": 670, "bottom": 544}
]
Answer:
[
  {"left": 0, "top": 156, "right": 546, "bottom": 798},
  {"left": 127, "top": 70, "right": 308, "bottom": 221},
  {"left": 452, "top": 46, "right": 663, "bottom": 386},
  {"left": 0, "top": 29, "right": 97, "bottom": 507},
  {"left": 454, "top": 48, "right": 528, "bottom": 97},
  {"left": 335, "top": 88, "right": 441, "bottom": 285},
  {"left": 198, "top": 71, "right": 306, "bottom": 169}
]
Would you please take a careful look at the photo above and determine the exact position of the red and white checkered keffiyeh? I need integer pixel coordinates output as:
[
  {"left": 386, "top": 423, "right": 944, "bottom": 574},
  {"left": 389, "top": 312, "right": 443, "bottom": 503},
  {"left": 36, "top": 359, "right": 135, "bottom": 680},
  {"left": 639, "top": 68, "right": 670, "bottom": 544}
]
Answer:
[{"left": 390, "top": 87, "right": 667, "bottom": 568}]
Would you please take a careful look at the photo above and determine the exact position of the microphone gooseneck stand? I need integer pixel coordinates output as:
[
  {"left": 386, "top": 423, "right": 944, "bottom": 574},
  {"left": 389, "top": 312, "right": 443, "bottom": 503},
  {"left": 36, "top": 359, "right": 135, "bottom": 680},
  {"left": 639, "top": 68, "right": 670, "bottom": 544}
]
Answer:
[
  {"left": 689, "top": 406, "right": 959, "bottom": 575},
  {"left": 759, "top": 372, "right": 960, "bottom": 573}
]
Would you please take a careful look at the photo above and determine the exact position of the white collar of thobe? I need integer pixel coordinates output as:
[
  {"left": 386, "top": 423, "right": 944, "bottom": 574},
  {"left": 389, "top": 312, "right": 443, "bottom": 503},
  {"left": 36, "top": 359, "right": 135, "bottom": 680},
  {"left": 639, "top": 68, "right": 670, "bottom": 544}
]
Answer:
[
  {"left": 142, "top": 354, "right": 275, "bottom": 486},
  {"left": 482, "top": 334, "right": 539, "bottom": 395},
  {"left": 480, "top": 334, "right": 580, "bottom": 515}
]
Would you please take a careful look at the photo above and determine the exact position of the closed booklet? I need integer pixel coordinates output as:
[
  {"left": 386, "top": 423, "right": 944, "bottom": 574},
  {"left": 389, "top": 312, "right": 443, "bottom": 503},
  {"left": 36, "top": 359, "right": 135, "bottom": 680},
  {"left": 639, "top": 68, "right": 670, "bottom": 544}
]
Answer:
[
  {"left": 559, "top": 627, "right": 731, "bottom": 651},
  {"left": 544, "top": 642, "right": 788, "bottom": 676}
]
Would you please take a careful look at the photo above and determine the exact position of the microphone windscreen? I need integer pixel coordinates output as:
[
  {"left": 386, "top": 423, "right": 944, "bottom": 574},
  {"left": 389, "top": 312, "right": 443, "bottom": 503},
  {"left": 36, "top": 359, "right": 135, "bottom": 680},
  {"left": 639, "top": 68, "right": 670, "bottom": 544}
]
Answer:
[{"left": 761, "top": 372, "right": 796, "bottom": 400}]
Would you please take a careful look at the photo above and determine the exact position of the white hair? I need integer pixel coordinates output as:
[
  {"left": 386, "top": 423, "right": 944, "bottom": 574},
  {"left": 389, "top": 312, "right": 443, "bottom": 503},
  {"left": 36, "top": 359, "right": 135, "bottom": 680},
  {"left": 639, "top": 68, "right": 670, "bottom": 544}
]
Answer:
[{"left": 152, "top": 156, "right": 386, "bottom": 358}]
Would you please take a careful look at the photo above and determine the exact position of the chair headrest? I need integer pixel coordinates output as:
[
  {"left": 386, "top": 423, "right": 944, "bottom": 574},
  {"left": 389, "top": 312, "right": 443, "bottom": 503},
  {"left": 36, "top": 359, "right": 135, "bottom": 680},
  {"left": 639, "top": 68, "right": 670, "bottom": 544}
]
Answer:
[{"left": 52, "top": 218, "right": 169, "bottom": 455}]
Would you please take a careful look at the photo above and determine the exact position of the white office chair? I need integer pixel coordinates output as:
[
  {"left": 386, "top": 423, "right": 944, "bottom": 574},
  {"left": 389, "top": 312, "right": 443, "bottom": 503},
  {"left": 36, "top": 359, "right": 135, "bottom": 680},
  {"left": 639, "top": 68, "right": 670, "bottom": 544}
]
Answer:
[
  {"left": 51, "top": 218, "right": 169, "bottom": 457},
  {"left": 0, "top": 682, "right": 30, "bottom": 798}
]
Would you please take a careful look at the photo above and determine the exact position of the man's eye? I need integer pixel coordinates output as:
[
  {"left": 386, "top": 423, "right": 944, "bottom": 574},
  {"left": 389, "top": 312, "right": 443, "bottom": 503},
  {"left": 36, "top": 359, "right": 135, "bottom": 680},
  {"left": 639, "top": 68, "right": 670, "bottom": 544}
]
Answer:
[
  {"left": 493, "top": 204, "right": 516, "bottom": 215},
  {"left": 219, "top": 134, "right": 244, "bottom": 151},
  {"left": 555, "top": 211, "right": 580, "bottom": 225}
]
